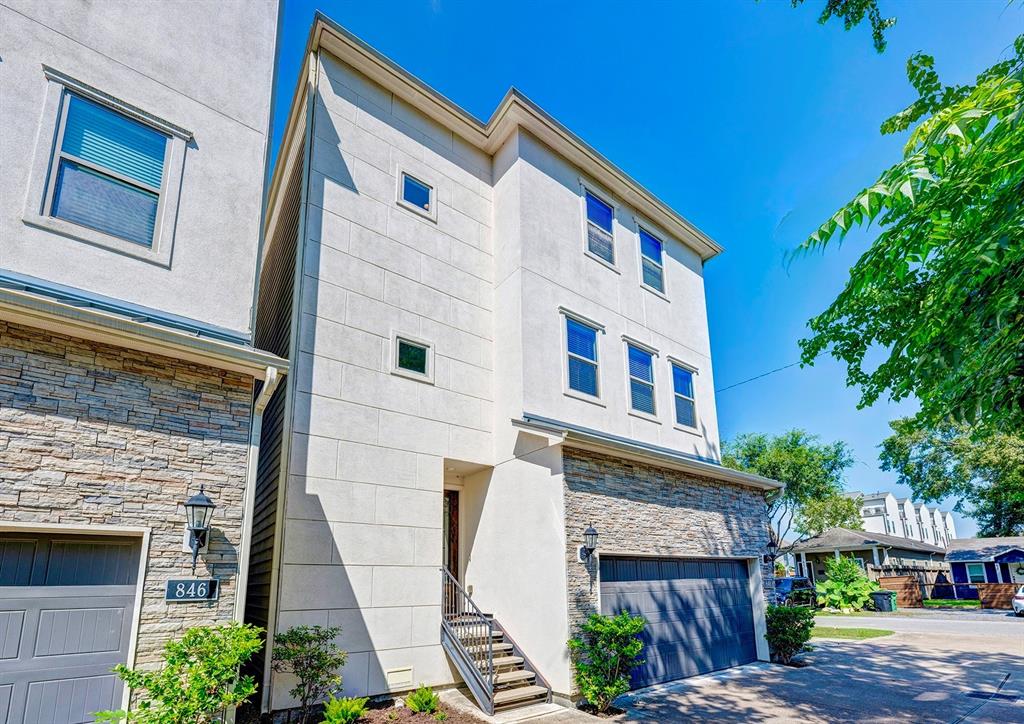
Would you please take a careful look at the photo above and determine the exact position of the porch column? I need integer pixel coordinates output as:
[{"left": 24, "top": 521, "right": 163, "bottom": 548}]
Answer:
[
  {"left": 834, "top": 549, "right": 841, "bottom": 559},
  {"left": 872, "top": 547, "right": 880, "bottom": 566},
  {"left": 800, "top": 552, "right": 808, "bottom": 578}
]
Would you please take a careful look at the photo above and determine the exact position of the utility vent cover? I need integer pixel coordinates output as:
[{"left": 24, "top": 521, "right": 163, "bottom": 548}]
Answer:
[{"left": 386, "top": 667, "right": 414, "bottom": 689}]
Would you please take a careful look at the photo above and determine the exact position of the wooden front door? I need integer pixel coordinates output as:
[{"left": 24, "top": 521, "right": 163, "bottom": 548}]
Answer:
[{"left": 443, "top": 489, "right": 459, "bottom": 579}]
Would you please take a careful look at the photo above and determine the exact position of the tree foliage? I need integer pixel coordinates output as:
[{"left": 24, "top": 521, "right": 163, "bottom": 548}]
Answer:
[
  {"left": 790, "top": 0, "right": 895, "bottom": 52},
  {"left": 272, "top": 625, "right": 347, "bottom": 723},
  {"left": 880, "top": 418, "right": 1024, "bottom": 536},
  {"left": 722, "top": 430, "right": 854, "bottom": 558},
  {"left": 796, "top": 492, "right": 863, "bottom": 537},
  {"left": 568, "top": 611, "right": 645, "bottom": 713},
  {"left": 815, "top": 556, "right": 879, "bottom": 611},
  {"left": 765, "top": 605, "right": 816, "bottom": 665},
  {"left": 798, "top": 36, "right": 1024, "bottom": 433}
]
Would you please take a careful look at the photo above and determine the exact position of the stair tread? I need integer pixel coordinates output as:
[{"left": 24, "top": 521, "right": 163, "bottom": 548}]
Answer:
[
  {"left": 466, "top": 642, "right": 513, "bottom": 654},
  {"left": 493, "top": 685, "right": 549, "bottom": 706},
  {"left": 494, "top": 670, "right": 535, "bottom": 685},
  {"left": 488, "top": 655, "right": 524, "bottom": 668}
]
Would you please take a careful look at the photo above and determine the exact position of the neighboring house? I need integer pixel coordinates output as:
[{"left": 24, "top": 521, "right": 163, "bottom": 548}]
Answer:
[
  {"left": 946, "top": 537, "right": 1024, "bottom": 586},
  {"left": 247, "top": 13, "right": 781, "bottom": 716},
  {"left": 0, "top": 2, "right": 285, "bottom": 722},
  {"left": 845, "top": 491, "right": 956, "bottom": 547},
  {"left": 792, "top": 528, "right": 946, "bottom": 582}
]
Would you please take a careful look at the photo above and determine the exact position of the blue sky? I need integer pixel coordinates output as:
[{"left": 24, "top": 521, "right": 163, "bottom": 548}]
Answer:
[{"left": 272, "top": 1, "right": 1024, "bottom": 537}]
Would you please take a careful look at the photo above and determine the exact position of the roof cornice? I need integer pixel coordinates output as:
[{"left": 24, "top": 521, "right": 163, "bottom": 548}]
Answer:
[{"left": 307, "top": 14, "right": 723, "bottom": 261}]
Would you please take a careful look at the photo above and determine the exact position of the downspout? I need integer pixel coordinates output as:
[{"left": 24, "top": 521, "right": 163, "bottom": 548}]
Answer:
[{"left": 234, "top": 366, "right": 283, "bottom": 623}]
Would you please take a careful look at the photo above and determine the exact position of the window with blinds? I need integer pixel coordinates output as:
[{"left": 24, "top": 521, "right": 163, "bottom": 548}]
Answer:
[
  {"left": 627, "top": 344, "right": 656, "bottom": 415},
  {"left": 672, "top": 363, "right": 697, "bottom": 428},
  {"left": 47, "top": 93, "right": 168, "bottom": 247},
  {"left": 639, "top": 228, "right": 665, "bottom": 293},
  {"left": 566, "top": 317, "right": 600, "bottom": 397},
  {"left": 584, "top": 190, "right": 615, "bottom": 264}
]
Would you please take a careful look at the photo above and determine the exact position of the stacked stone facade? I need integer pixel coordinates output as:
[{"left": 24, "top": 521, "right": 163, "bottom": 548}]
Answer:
[
  {"left": 561, "top": 447, "right": 774, "bottom": 634},
  {"left": 0, "top": 321, "right": 253, "bottom": 662}
]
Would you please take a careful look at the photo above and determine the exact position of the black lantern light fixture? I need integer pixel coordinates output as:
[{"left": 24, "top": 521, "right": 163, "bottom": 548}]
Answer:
[
  {"left": 763, "top": 526, "right": 779, "bottom": 565},
  {"left": 578, "top": 524, "right": 599, "bottom": 562},
  {"left": 184, "top": 485, "right": 216, "bottom": 574}
]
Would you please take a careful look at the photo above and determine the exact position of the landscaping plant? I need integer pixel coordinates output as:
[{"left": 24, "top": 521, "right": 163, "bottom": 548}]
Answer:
[
  {"left": 567, "top": 610, "right": 645, "bottom": 713},
  {"left": 405, "top": 685, "right": 440, "bottom": 714},
  {"left": 320, "top": 695, "right": 368, "bottom": 724},
  {"left": 765, "top": 604, "right": 815, "bottom": 665},
  {"left": 815, "top": 555, "right": 879, "bottom": 612},
  {"left": 272, "top": 625, "right": 347, "bottom": 724},
  {"left": 95, "top": 621, "right": 264, "bottom": 723}
]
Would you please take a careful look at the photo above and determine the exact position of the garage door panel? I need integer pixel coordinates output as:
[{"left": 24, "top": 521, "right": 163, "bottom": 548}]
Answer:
[
  {"left": 0, "top": 610, "right": 25, "bottom": 659},
  {"left": 600, "top": 556, "right": 758, "bottom": 689},
  {"left": 24, "top": 674, "right": 120, "bottom": 724},
  {"left": 35, "top": 607, "right": 126, "bottom": 657}
]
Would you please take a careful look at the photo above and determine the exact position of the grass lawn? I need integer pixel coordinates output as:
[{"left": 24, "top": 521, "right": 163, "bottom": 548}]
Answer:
[
  {"left": 923, "top": 599, "right": 980, "bottom": 608},
  {"left": 812, "top": 626, "right": 894, "bottom": 640}
]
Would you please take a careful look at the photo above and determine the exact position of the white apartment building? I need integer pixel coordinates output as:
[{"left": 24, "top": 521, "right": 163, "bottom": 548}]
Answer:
[
  {"left": 850, "top": 491, "right": 956, "bottom": 547},
  {"left": 247, "top": 13, "right": 781, "bottom": 718}
]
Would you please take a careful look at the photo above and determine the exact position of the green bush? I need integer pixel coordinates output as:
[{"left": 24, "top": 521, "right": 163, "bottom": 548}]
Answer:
[
  {"left": 567, "top": 611, "right": 645, "bottom": 713},
  {"left": 94, "top": 621, "right": 263, "bottom": 723},
  {"left": 815, "top": 556, "right": 879, "bottom": 611},
  {"left": 321, "top": 695, "right": 368, "bottom": 724},
  {"left": 405, "top": 685, "right": 440, "bottom": 714},
  {"left": 765, "top": 604, "right": 815, "bottom": 665},
  {"left": 273, "top": 625, "right": 348, "bottom": 724}
]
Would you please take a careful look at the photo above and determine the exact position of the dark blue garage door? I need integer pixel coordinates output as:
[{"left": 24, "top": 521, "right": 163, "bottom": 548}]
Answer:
[{"left": 599, "top": 556, "right": 757, "bottom": 688}]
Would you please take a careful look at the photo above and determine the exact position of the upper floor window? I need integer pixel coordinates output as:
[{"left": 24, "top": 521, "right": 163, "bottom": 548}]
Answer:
[
  {"left": 391, "top": 332, "right": 434, "bottom": 383},
  {"left": 584, "top": 190, "right": 615, "bottom": 265},
  {"left": 671, "top": 363, "right": 696, "bottom": 428},
  {"left": 638, "top": 228, "right": 665, "bottom": 293},
  {"left": 627, "top": 344, "right": 655, "bottom": 415},
  {"left": 566, "top": 317, "right": 600, "bottom": 397},
  {"left": 48, "top": 94, "right": 168, "bottom": 247}
]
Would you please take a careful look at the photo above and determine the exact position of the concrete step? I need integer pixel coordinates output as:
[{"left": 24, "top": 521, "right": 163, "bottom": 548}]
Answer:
[
  {"left": 494, "top": 669, "right": 535, "bottom": 686},
  {"left": 486, "top": 655, "right": 524, "bottom": 670},
  {"left": 466, "top": 642, "right": 514, "bottom": 656},
  {"left": 492, "top": 685, "right": 549, "bottom": 708}
]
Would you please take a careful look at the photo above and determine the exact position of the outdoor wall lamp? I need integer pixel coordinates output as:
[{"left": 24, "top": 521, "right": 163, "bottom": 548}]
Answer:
[
  {"left": 578, "top": 524, "right": 599, "bottom": 563},
  {"left": 763, "top": 528, "right": 779, "bottom": 565},
  {"left": 184, "top": 485, "right": 216, "bottom": 574}
]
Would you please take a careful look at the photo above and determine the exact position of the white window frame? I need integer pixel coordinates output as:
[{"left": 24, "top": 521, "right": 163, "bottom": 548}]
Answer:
[
  {"left": 23, "top": 67, "right": 189, "bottom": 267},
  {"left": 395, "top": 168, "right": 438, "bottom": 222},
  {"left": 579, "top": 180, "right": 619, "bottom": 271},
  {"left": 966, "top": 563, "right": 986, "bottom": 583},
  {"left": 636, "top": 223, "right": 668, "bottom": 298},
  {"left": 668, "top": 357, "right": 699, "bottom": 432},
  {"left": 561, "top": 308, "right": 605, "bottom": 405},
  {"left": 390, "top": 331, "right": 435, "bottom": 384},
  {"left": 623, "top": 337, "right": 658, "bottom": 421}
]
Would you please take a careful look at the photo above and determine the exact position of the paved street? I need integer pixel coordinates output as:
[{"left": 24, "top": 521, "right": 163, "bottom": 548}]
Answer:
[{"left": 615, "top": 613, "right": 1024, "bottom": 723}]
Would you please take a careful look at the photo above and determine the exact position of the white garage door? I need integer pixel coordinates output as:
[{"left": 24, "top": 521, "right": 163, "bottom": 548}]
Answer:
[{"left": 0, "top": 534, "right": 140, "bottom": 724}]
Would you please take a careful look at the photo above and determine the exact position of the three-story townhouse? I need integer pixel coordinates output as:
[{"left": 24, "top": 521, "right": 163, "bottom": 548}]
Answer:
[
  {"left": 249, "top": 13, "right": 780, "bottom": 717},
  {"left": 0, "top": 2, "right": 285, "bottom": 721}
]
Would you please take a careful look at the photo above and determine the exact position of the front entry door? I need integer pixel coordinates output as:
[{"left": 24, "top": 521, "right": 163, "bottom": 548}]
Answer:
[{"left": 443, "top": 490, "right": 459, "bottom": 579}]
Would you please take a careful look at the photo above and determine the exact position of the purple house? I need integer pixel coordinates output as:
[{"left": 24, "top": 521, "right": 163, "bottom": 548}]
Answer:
[{"left": 946, "top": 537, "right": 1024, "bottom": 592}]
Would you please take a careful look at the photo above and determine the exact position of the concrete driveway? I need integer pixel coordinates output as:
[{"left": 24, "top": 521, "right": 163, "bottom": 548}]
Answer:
[{"left": 616, "top": 613, "right": 1024, "bottom": 723}]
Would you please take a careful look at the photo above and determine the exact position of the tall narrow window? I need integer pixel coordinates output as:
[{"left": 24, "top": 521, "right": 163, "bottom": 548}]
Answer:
[
  {"left": 966, "top": 563, "right": 986, "bottom": 583},
  {"left": 639, "top": 228, "right": 665, "bottom": 293},
  {"left": 584, "top": 190, "right": 615, "bottom": 264},
  {"left": 672, "top": 363, "right": 696, "bottom": 428},
  {"left": 48, "top": 94, "right": 167, "bottom": 247},
  {"left": 627, "top": 345, "right": 655, "bottom": 415},
  {"left": 566, "top": 317, "right": 599, "bottom": 397}
]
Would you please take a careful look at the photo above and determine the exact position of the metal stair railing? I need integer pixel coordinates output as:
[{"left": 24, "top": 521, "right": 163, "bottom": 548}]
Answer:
[{"left": 440, "top": 567, "right": 494, "bottom": 714}]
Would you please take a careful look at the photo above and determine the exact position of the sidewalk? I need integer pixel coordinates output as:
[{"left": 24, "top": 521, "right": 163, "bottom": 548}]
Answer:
[{"left": 820, "top": 607, "right": 1017, "bottom": 623}]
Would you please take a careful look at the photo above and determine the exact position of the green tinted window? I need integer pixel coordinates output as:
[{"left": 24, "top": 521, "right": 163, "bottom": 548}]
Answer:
[{"left": 398, "top": 339, "right": 428, "bottom": 374}]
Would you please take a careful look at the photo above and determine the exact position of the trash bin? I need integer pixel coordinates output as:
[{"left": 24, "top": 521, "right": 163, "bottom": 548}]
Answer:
[{"left": 870, "top": 590, "right": 897, "bottom": 612}]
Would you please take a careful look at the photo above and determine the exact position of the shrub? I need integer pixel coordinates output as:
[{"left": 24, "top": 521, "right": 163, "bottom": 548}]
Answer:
[
  {"left": 94, "top": 621, "right": 263, "bottom": 723},
  {"left": 406, "top": 685, "right": 440, "bottom": 714},
  {"left": 774, "top": 561, "right": 787, "bottom": 578},
  {"left": 567, "top": 610, "right": 645, "bottom": 713},
  {"left": 815, "top": 556, "right": 879, "bottom": 611},
  {"left": 321, "top": 695, "right": 368, "bottom": 724},
  {"left": 765, "top": 604, "right": 815, "bottom": 665},
  {"left": 272, "top": 625, "right": 347, "bottom": 724}
]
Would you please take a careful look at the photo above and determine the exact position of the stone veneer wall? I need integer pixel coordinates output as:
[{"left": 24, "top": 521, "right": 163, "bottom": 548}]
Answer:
[
  {"left": 562, "top": 447, "right": 774, "bottom": 634},
  {"left": 0, "top": 321, "right": 253, "bottom": 662}
]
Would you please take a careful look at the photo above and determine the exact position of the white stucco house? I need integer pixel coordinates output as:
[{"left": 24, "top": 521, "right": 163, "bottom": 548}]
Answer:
[
  {"left": 246, "top": 13, "right": 782, "bottom": 716},
  {"left": 847, "top": 491, "right": 956, "bottom": 547}
]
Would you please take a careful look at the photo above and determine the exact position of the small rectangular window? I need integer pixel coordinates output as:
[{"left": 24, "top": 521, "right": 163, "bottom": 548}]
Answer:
[
  {"left": 966, "top": 563, "right": 986, "bottom": 583},
  {"left": 639, "top": 228, "right": 665, "bottom": 293},
  {"left": 401, "top": 173, "right": 432, "bottom": 212},
  {"left": 671, "top": 363, "right": 696, "bottom": 428},
  {"left": 584, "top": 190, "right": 615, "bottom": 264},
  {"left": 627, "top": 345, "right": 655, "bottom": 415},
  {"left": 566, "top": 317, "right": 599, "bottom": 397},
  {"left": 48, "top": 93, "right": 167, "bottom": 247},
  {"left": 392, "top": 334, "right": 433, "bottom": 383}
]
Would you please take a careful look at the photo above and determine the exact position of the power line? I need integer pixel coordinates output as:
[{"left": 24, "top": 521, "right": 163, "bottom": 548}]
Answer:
[{"left": 715, "top": 362, "right": 801, "bottom": 393}]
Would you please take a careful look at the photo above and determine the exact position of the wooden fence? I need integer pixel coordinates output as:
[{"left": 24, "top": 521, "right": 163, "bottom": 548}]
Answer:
[{"left": 878, "top": 575, "right": 922, "bottom": 608}]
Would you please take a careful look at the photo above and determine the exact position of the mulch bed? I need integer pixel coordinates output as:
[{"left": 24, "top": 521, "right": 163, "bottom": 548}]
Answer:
[
  {"left": 360, "top": 702, "right": 483, "bottom": 723},
  {"left": 576, "top": 703, "right": 625, "bottom": 718}
]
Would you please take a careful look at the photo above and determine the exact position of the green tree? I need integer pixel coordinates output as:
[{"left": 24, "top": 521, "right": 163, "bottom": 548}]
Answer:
[
  {"left": 796, "top": 492, "right": 864, "bottom": 537},
  {"left": 95, "top": 622, "right": 263, "bottom": 723},
  {"left": 272, "top": 625, "right": 347, "bottom": 724},
  {"left": 723, "top": 430, "right": 854, "bottom": 561},
  {"left": 880, "top": 419, "right": 1024, "bottom": 536},
  {"left": 797, "top": 35, "right": 1024, "bottom": 433},
  {"left": 789, "top": 0, "right": 895, "bottom": 52},
  {"left": 567, "top": 611, "right": 645, "bottom": 713}
]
